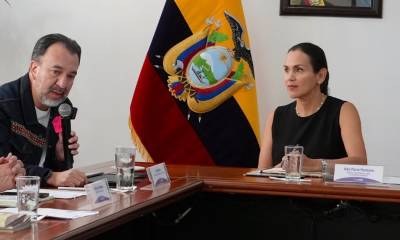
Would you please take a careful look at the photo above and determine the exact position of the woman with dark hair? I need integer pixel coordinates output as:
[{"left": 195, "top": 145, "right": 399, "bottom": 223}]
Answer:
[{"left": 258, "top": 42, "right": 367, "bottom": 173}]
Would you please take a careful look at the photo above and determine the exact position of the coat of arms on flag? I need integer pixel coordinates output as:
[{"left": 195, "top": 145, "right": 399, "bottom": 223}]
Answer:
[
  {"left": 163, "top": 11, "right": 255, "bottom": 114},
  {"left": 130, "top": 0, "right": 260, "bottom": 167}
]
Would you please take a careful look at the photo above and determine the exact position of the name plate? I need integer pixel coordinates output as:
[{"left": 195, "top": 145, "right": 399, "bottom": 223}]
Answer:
[
  {"left": 334, "top": 164, "right": 384, "bottom": 184},
  {"left": 146, "top": 162, "right": 171, "bottom": 189},
  {"left": 85, "top": 178, "right": 113, "bottom": 208}
]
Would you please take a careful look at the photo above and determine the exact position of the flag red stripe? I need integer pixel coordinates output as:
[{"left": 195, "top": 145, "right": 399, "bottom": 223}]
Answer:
[{"left": 130, "top": 55, "right": 215, "bottom": 165}]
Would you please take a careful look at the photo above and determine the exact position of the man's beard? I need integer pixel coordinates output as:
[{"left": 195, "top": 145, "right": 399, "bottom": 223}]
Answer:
[
  {"left": 40, "top": 86, "right": 67, "bottom": 107},
  {"left": 40, "top": 95, "right": 66, "bottom": 107}
]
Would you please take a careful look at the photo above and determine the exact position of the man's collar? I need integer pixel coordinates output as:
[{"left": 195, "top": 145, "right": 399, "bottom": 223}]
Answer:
[{"left": 20, "top": 73, "right": 40, "bottom": 126}]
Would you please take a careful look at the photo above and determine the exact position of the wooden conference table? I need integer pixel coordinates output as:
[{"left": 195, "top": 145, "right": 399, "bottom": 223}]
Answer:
[
  {"left": 168, "top": 164, "right": 400, "bottom": 203},
  {"left": 2, "top": 162, "right": 400, "bottom": 239}
]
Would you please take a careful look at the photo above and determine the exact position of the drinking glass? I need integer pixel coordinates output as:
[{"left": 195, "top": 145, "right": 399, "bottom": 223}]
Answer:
[
  {"left": 115, "top": 147, "right": 136, "bottom": 190},
  {"left": 284, "top": 145, "right": 303, "bottom": 181},
  {"left": 16, "top": 176, "right": 40, "bottom": 221}
]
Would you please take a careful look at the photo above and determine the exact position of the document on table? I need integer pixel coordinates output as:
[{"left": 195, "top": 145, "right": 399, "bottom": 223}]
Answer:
[
  {"left": 58, "top": 186, "right": 137, "bottom": 193},
  {"left": 0, "top": 208, "right": 98, "bottom": 219},
  {"left": 245, "top": 168, "right": 286, "bottom": 178},
  {"left": 0, "top": 195, "right": 17, "bottom": 208},
  {"left": 0, "top": 190, "right": 66, "bottom": 207},
  {"left": 2, "top": 189, "right": 86, "bottom": 199},
  {"left": 383, "top": 176, "right": 400, "bottom": 185},
  {"left": 245, "top": 168, "right": 322, "bottom": 178},
  {"left": 39, "top": 189, "right": 86, "bottom": 199}
]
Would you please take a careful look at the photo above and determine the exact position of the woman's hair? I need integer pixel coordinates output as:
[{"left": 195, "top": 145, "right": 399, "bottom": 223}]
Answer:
[{"left": 288, "top": 42, "right": 329, "bottom": 95}]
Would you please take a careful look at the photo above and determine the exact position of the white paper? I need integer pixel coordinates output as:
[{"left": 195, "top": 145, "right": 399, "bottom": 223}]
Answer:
[
  {"left": 0, "top": 195, "right": 17, "bottom": 208},
  {"left": 0, "top": 208, "right": 98, "bottom": 219},
  {"left": 39, "top": 208, "right": 99, "bottom": 219},
  {"left": 3, "top": 189, "right": 86, "bottom": 199},
  {"left": 262, "top": 167, "right": 286, "bottom": 174},
  {"left": 245, "top": 168, "right": 285, "bottom": 178},
  {"left": 111, "top": 186, "right": 136, "bottom": 193},
  {"left": 383, "top": 176, "right": 400, "bottom": 185},
  {"left": 40, "top": 189, "right": 86, "bottom": 199},
  {"left": 58, "top": 187, "right": 136, "bottom": 193}
]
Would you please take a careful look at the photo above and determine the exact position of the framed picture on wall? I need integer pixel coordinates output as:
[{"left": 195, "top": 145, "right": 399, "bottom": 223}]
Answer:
[{"left": 280, "top": 0, "right": 383, "bottom": 18}]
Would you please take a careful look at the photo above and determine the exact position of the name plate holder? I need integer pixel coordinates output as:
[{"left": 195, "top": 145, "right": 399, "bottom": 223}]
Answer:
[
  {"left": 85, "top": 178, "right": 113, "bottom": 209},
  {"left": 334, "top": 164, "right": 384, "bottom": 184},
  {"left": 146, "top": 162, "right": 171, "bottom": 189}
]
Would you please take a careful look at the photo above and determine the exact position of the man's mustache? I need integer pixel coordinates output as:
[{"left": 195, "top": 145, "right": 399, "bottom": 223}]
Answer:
[{"left": 49, "top": 85, "right": 65, "bottom": 95}]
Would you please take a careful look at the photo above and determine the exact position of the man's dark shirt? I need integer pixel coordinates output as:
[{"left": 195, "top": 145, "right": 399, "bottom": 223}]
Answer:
[{"left": 0, "top": 73, "right": 72, "bottom": 185}]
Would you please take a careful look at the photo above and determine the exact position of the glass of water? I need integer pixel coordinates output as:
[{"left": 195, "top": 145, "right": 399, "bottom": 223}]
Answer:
[
  {"left": 16, "top": 176, "right": 40, "bottom": 221},
  {"left": 284, "top": 145, "right": 304, "bottom": 181},
  {"left": 115, "top": 147, "right": 136, "bottom": 191}
]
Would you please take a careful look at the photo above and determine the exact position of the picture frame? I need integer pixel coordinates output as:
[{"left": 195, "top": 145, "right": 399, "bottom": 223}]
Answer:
[{"left": 280, "top": 0, "right": 383, "bottom": 18}]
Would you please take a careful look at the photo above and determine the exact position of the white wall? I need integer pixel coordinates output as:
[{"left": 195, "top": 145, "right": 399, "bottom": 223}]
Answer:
[
  {"left": 0, "top": 0, "right": 165, "bottom": 164},
  {"left": 1, "top": 1, "right": 399, "bottom": 175},
  {"left": 243, "top": 0, "right": 400, "bottom": 176}
]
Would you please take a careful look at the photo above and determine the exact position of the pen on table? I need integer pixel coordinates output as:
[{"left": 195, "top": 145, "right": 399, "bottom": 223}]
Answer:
[{"left": 58, "top": 187, "right": 86, "bottom": 191}]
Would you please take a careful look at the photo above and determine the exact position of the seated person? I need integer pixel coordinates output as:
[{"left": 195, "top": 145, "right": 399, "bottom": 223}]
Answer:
[
  {"left": 0, "top": 153, "right": 25, "bottom": 192},
  {"left": 258, "top": 42, "right": 367, "bottom": 173},
  {"left": 0, "top": 33, "right": 87, "bottom": 187}
]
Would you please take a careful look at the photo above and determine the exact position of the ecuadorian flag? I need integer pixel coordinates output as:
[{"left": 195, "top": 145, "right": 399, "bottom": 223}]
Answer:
[{"left": 130, "top": 0, "right": 260, "bottom": 167}]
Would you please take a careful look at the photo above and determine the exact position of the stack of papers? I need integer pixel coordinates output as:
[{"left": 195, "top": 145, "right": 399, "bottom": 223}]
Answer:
[{"left": 0, "top": 212, "right": 31, "bottom": 232}]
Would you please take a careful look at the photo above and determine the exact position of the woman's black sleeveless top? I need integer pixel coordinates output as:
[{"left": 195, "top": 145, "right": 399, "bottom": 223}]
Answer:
[{"left": 271, "top": 96, "right": 347, "bottom": 166}]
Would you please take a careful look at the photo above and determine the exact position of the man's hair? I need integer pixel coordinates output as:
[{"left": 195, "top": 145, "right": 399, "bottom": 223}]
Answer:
[{"left": 31, "top": 33, "right": 81, "bottom": 62}]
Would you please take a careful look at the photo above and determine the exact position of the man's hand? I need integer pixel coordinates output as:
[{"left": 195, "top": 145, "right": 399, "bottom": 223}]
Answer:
[
  {"left": 46, "top": 169, "right": 87, "bottom": 187},
  {"left": 0, "top": 153, "right": 26, "bottom": 192},
  {"left": 55, "top": 131, "right": 80, "bottom": 161}
]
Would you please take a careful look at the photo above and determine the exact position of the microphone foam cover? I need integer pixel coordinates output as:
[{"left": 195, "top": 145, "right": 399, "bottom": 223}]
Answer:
[{"left": 58, "top": 103, "right": 72, "bottom": 118}]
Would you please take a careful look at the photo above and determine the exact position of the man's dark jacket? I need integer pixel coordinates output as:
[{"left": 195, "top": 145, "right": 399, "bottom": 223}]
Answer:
[{"left": 0, "top": 73, "right": 72, "bottom": 184}]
